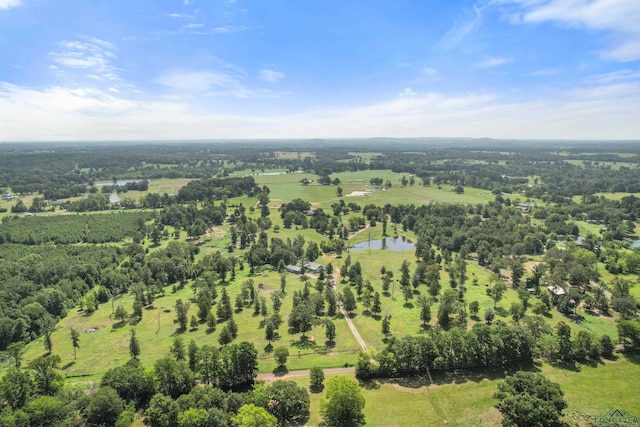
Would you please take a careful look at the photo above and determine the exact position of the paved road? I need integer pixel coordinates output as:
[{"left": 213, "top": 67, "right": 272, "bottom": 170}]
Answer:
[{"left": 257, "top": 367, "right": 355, "bottom": 382}]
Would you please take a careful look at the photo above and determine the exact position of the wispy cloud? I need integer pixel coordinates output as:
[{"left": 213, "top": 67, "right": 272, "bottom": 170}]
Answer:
[
  {"left": 0, "top": 0, "right": 22, "bottom": 10},
  {"left": 474, "top": 56, "right": 512, "bottom": 69},
  {"left": 191, "top": 25, "right": 247, "bottom": 35},
  {"left": 495, "top": 0, "right": 640, "bottom": 61},
  {"left": 166, "top": 12, "right": 193, "bottom": 19},
  {"left": 1, "top": 76, "right": 639, "bottom": 140},
  {"left": 437, "top": 2, "right": 487, "bottom": 50},
  {"left": 155, "top": 69, "right": 280, "bottom": 99},
  {"left": 258, "top": 69, "right": 284, "bottom": 83},
  {"left": 526, "top": 68, "right": 563, "bottom": 77},
  {"left": 422, "top": 67, "right": 439, "bottom": 75},
  {"left": 50, "top": 39, "right": 119, "bottom": 81},
  {"left": 183, "top": 0, "right": 193, "bottom": 5}
]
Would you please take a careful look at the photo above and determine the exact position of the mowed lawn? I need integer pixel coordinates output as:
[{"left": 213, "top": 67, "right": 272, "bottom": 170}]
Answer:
[{"left": 283, "top": 356, "right": 640, "bottom": 427}]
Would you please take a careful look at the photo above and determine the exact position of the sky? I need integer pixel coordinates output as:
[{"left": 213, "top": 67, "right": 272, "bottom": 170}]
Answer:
[{"left": 0, "top": 0, "right": 639, "bottom": 141}]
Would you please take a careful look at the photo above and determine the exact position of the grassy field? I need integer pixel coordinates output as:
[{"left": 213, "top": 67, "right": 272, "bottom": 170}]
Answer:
[
  {"left": 21, "top": 263, "right": 361, "bottom": 384},
  {"left": 281, "top": 355, "right": 640, "bottom": 426}
]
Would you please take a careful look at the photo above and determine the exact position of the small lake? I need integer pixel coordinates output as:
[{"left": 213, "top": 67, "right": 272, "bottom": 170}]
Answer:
[
  {"left": 95, "top": 179, "right": 145, "bottom": 187},
  {"left": 349, "top": 236, "right": 416, "bottom": 252},
  {"left": 629, "top": 240, "right": 640, "bottom": 249},
  {"left": 109, "top": 193, "right": 120, "bottom": 203}
]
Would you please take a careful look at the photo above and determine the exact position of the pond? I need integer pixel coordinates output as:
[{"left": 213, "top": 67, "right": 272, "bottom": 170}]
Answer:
[
  {"left": 348, "top": 236, "right": 416, "bottom": 252},
  {"left": 109, "top": 193, "right": 120, "bottom": 203},
  {"left": 629, "top": 239, "right": 640, "bottom": 249},
  {"left": 95, "top": 179, "right": 145, "bottom": 187}
]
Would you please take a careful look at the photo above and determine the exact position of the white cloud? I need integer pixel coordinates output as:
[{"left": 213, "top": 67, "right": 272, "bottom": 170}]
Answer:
[
  {"left": 183, "top": 0, "right": 193, "bottom": 5},
  {"left": 495, "top": 0, "right": 640, "bottom": 61},
  {"left": 0, "top": 0, "right": 22, "bottom": 10},
  {"left": 258, "top": 69, "right": 284, "bottom": 83},
  {"left": 155, "top": 69, "right": 279, "bottom": 99},
  {"left": 2, "top": 76, "right": 639, "bottom": 141},
  {"left": 422, "top": 67, "right": 439, "bottom": 75},
  {"left": 526, "top": 68, "right": 563, "bottom": 76},
  {"left": 50, "top": 39, "right": 119, "bottom": 82},
  {"left": 182, "top": 23, "right": 203, "bottom": 29},
  {"left": 156, "top": 70, "right": 238, "bottom": 92},
  {"left": 191, "top": 25, "right": 247, "bottom": 35},
  {"left": 437, "top": 2, "right": 487, "bottom": 50},
  {"left": 474, "top": 56, "right": 512, "bottom": 68}
]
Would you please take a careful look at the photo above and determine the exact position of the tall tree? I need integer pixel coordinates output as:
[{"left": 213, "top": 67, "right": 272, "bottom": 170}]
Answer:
[
  {"left": 264, "top": 380, "right": 310, "bottom": 427},
  {"left": 234, "top": 404, "right": 277, "bottom": 427},
  {"left": 495, "top": 371, "right": 567, "bottom": 427},
  {"left": 70, "top": 328, "right": 80, "bottom": 360},
  {"left": 320, "top": 376, "right": 366, "bottom": 427},
  {"left": 129, "top": 328, "right": 141, "bottom": 359}
]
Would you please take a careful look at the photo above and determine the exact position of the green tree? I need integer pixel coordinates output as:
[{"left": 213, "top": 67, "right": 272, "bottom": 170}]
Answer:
[
  {"left": 417, "top": 295, "right": 431, "bottom": 326},
  {"left": 129, "top": 328, "right": 141, "bottom": 359},
  {"left": 85, "top": 386, "right": 125, "bottom": 427},
  {"left": 310, "top": 366, "right": 325, "bottom": 391},
  {"left": 490, "top": 281, "right": 507, "bottom": 308},
  {"left": 382, "top": 314, "right": 391, "bottom": 335},
  {"left": 320, "top": 376, "right": 366, "bottom": 427},
  {"left": 27, "top": 354, "right": 64, "bottom": 396},
  {"left": 0, "top": 368, "right": 33, "bottom": 410},
  {"left": 371, "top": 292, "right": 381, "bottom": 317},
  {"left": 469, "top": 300, "right": 480, "bottom": 318},
  {"left": 274, "top": 346, "right": 289, "bottom": 367},
  {"left": 154, "top": 357, "right": 196, "bottom": 399},
  {"left": 234, "top": 404, "right": 277, "bottom": 427},
  {"left": 495, "top": 371, "right": 567, "bottom": 427},
  {"left": 195, "top": 346, "right": 220, "bottom": 387},
  {"left": 206, "top": 310, "right": 217, "bottom": 332},
  {"left": 342, "top": 288, "right": 357, "bottom": 313},
  {"left": 188, "top": 339, "right": 199, "bottom": 371},
  {"left": 264, "top": 380, "right": 310, "bottom": 427},
  {"left": 145, "top": 393, "right": 179, "bottom": 427},
  {"left": 171, "top": 337, "right": 186, "bottom": 361},
  {"left": 115, "top": 305, "right": 128, "bottom": 324},
  {"left": 177, "top": 408, "right": 208, "bottom": 427},
  {"left": 484, "top": 308, "right": 495, "bottom": 324},
  {"left": 175, "top": 299, "right": 190, "bottom": 331},
  {"left": 101, "top": 364, "right": 156, "bottom": 409},
  {"left": 556, "top": 321, "right": 573, "bottom": 360},
  {"left": 24, "top": 395, "right": 68, "bottom": 427},
  {"left": 325, "top": 320, "right": 336, "bottom": 343},
  {"left": 265, "top": 320, "right": 276, "bottom": 343},
  {"left": 70, "top": 328, "right": 80, "bottom": 360},
  {"left": 6, "top": 341, "right": 26, "bottom": 368}
]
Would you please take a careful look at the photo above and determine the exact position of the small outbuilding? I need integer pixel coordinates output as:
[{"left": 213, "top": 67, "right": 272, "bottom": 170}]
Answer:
[
  {"left": 303, "top": 261, "right": 324, "bottom": 274},
  {"left": 286, "top": 265, "right": 302, "bottom": 274}
]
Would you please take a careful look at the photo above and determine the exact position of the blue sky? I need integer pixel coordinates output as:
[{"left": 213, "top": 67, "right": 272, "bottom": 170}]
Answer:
[{"left": 0, "top": 0, "right": 639, "bottom": 141}]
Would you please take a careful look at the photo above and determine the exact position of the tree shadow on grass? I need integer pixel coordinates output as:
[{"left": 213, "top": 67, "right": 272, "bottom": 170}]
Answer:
[
  {"left": 272, "top": 365, "right": 289, "bottom": 377},
  {"left": 264, "top": 343, "right": 273, "bottom": 354},
  {"left": 403, "top": 302, "right": 414, "bottom": 309},
  {"left": 61, "top": 360, "right": 76, "bottom": 370},
  {"left": 622, "top": 352, "right": 640, "bottom": 365},
  {"left": 290, "top": 336, "right": 317, "bottom": 350},
  {"left": 111, "top": 321, "right": 127, "bottom": 330},
  {"left": 359, "top": 379, "right": 381, "bottom": 390},
  {"left": 495, "top": 307, "right": 508, "bottom": 317},
  {"left": 310, "top": 384, "right": 324, "bottom": 394}
]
